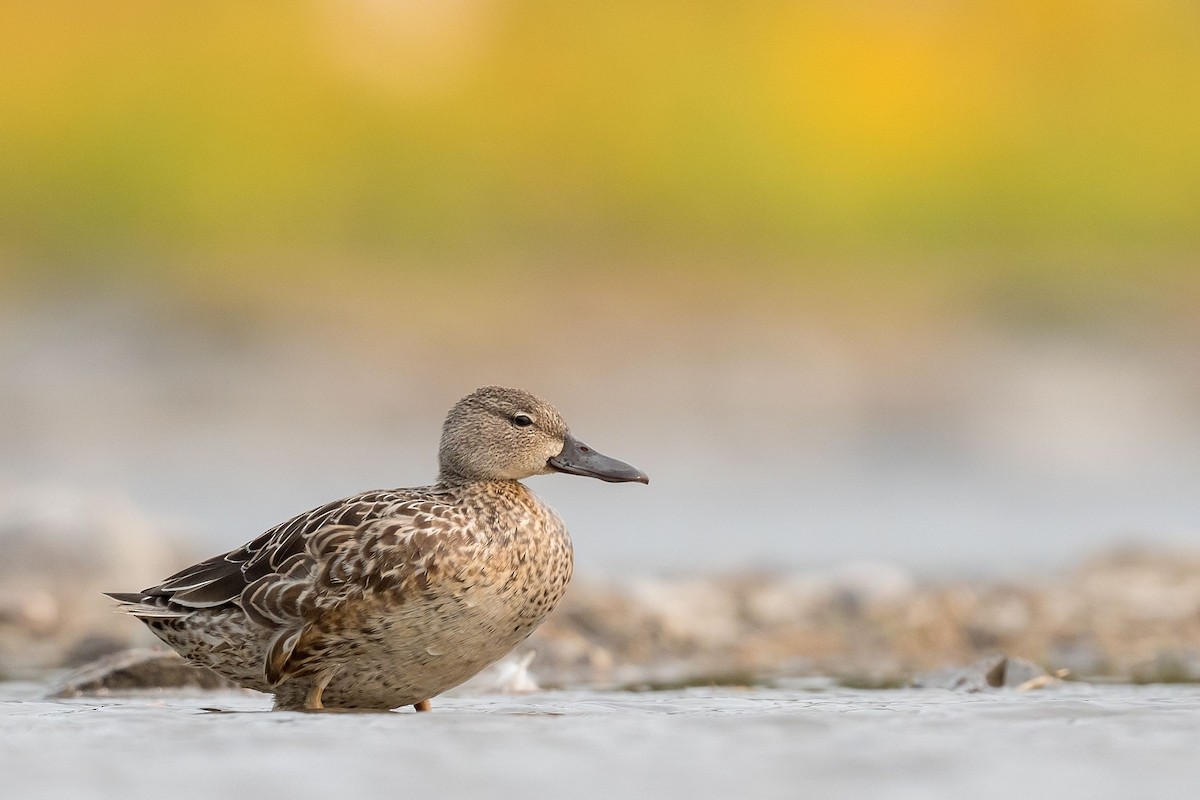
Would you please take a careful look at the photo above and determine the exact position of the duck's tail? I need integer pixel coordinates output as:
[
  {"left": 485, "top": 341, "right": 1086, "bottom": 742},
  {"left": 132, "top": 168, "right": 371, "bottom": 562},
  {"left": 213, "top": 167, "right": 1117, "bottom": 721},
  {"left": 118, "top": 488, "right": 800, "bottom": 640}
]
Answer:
[{"left": 104, "top": 592, "right": 191, "bottom": 619}]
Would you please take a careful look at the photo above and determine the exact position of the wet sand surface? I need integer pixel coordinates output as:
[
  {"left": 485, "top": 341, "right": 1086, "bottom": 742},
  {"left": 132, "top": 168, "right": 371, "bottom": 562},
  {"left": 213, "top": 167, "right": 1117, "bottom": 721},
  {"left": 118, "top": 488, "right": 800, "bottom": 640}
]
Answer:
[{"left": 3, "top": 682, "right": 1199, "bottom": 800}]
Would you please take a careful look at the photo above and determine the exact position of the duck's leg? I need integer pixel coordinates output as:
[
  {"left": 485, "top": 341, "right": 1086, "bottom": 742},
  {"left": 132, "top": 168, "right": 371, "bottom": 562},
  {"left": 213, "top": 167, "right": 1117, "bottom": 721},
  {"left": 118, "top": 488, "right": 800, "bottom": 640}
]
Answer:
[
  {"left": 413, "top": 699, "right": 431, "bottom": 712},
  {"left": 305, "top": 671, "right": 336, "bottom": 711}
]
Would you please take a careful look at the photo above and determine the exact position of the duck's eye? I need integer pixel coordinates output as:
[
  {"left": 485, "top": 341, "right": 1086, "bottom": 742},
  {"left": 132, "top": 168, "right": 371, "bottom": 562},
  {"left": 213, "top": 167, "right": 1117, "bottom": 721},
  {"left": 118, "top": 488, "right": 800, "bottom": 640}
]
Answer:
[{"left": 512, "top": 414, "right": 534, "bottom": 428}]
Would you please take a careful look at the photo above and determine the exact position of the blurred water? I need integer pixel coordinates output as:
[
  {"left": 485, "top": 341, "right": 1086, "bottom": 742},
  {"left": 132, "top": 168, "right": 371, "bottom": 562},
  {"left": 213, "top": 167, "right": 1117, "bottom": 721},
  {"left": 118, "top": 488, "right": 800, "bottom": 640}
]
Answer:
[
  {"left": 3, "top": 294, "right": 1200, "bottom": 576},
  {"left": 3, "top": 683, "right": 1200, "bottom": 800}
]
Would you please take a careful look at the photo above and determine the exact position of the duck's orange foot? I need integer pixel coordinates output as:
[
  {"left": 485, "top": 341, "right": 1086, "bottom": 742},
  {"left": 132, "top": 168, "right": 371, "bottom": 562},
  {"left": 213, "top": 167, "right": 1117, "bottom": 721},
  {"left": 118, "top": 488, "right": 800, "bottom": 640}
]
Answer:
[
  {"left": 302, "top": 669, "right": 337, "bottom": 711},
  {"left": 413, "top": 699, "right": 431, "bottom": 712}
]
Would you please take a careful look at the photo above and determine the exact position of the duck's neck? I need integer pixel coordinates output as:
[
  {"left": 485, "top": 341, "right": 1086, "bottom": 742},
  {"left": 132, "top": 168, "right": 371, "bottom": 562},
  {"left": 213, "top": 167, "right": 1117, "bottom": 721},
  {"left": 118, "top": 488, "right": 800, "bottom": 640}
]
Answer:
[
  {"left": 436, "top": 470, "right": 527, "bottom": 492},
  {"left": 435, "top": 476, "right": 541, "bottom": 519}
]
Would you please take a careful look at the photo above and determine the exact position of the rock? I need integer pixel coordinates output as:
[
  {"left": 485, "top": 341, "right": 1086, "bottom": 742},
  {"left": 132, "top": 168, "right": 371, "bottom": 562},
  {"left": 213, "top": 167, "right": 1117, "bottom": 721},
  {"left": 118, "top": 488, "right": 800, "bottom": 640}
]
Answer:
[
  {"left": 49, "top": 649, "right": 243, "bottom": 697},
  {"left": 912, "top": 655, "right": 1006, "bottom": 691},
  {"left": 1002, "top": 656, "right": 1052, "bottom": 688},
  {"left": 61, "top": 633, "right": 129, "bottom": 667},
  {"left": 0, "top": 487, "right": 197, "bottom": 675},
  {"left": 911, "top": 655, "right": 1051, "bottom": 691}
]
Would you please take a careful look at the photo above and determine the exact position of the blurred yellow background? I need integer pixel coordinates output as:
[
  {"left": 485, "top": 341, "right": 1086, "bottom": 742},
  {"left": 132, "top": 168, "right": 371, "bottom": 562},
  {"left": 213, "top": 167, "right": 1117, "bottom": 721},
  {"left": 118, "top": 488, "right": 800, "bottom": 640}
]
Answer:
[
  {"left": 2, "top": 0, "right": 1197, "bottom": 298},
  {"left": 1, "top": 1, "right": 1199, "bottom": 574}
]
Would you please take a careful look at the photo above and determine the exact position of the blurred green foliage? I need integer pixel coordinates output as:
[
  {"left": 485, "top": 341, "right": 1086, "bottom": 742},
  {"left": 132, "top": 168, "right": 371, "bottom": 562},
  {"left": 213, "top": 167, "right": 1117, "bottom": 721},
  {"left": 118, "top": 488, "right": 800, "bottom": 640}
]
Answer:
[{"left": 1, "top": 1, "right": 1197, "bottom": 291}]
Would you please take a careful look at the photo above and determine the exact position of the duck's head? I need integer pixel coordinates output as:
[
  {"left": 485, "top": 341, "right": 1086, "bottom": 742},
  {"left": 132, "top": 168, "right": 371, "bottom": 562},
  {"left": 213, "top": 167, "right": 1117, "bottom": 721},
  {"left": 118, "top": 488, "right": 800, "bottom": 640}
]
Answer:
[{"left": 438, "top": 386, "right": 649, "bottom": 485}]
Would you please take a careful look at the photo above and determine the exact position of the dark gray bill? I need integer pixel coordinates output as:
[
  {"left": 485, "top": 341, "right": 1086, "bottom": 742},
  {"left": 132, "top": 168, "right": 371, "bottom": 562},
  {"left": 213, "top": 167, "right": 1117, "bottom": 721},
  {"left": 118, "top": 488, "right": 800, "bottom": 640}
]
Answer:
[{"left": 548, "top": 433, "right": 649, "bottom": 484}]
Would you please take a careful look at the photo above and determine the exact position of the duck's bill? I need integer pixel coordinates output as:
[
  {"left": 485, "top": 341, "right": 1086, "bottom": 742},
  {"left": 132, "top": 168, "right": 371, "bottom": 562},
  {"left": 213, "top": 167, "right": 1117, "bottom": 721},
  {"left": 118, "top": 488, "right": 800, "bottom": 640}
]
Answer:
[{"left": 548, "top": 434, "right": 649, "bottom": 484}]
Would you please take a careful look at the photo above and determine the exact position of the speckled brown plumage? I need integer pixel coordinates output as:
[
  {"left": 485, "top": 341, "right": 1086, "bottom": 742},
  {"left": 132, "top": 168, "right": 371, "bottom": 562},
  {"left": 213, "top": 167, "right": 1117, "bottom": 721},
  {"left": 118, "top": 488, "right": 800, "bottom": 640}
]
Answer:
[{"left": 107, "top": 387, "right": 647, "bottom": 711}]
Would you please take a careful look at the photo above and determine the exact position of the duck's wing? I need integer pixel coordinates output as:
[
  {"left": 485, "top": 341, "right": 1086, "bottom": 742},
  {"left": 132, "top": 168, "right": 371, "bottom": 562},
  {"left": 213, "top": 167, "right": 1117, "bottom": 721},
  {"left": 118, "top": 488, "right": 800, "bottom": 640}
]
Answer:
[
  {"left": 109, "top": 488, "right": 472, "bottom": 685},
  {"left": 249, "top": 505, "right": 477, "bottom": 685},
  {"left": 105, "top": 488, "right": 457, "bottom": 616}
]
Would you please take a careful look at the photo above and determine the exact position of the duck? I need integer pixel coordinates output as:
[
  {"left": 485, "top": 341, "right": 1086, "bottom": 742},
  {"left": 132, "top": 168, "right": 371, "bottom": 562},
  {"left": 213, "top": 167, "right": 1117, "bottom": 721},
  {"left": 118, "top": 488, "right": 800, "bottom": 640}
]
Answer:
[{"left": 106, "top": 386, "right": 648, "bottom": 711}]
